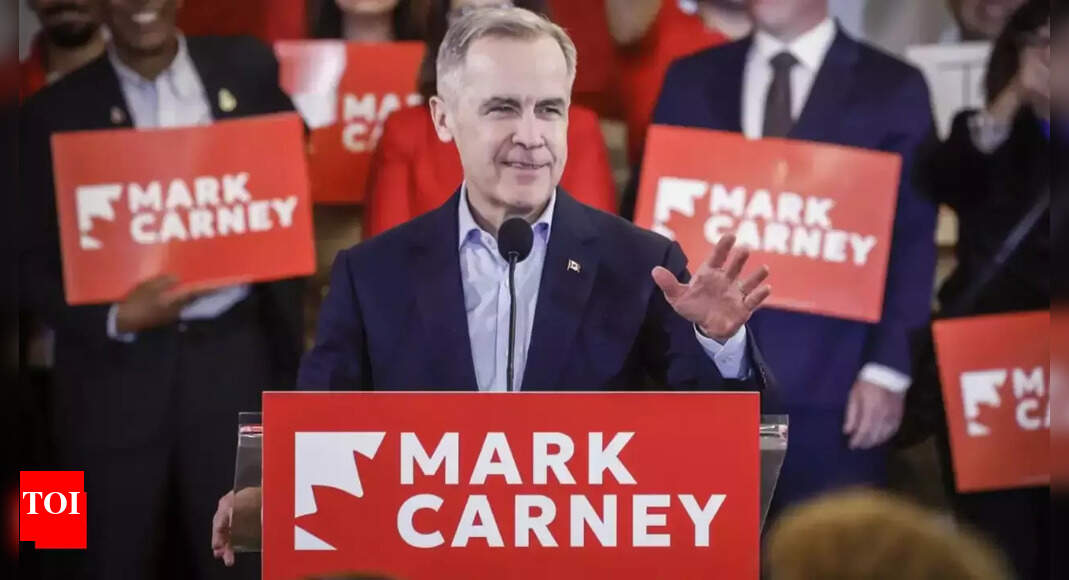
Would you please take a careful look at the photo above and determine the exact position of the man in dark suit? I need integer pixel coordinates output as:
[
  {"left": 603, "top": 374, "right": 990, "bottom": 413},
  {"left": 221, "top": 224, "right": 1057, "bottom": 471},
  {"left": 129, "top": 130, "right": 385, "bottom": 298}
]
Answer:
[
  {"left": 211, "top": 6, "right": 774, "bottom": 564},
  {"left": 19, "top": 0, "right": 303, "bottom": 578},
  {"left": 644, "top": 0, "right": 938, "bottom": 514}
]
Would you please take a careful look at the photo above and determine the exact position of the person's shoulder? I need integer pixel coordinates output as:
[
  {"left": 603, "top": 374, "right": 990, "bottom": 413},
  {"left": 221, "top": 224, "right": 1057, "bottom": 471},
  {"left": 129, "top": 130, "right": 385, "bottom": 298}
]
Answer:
[
  {"left": 671, "top": 37, "right": 750, "bottom": 73},
  {"left": 340, "top": 200, "right": 449, "bottom": 268},
  {"left": 20, "top": 54, "right": 111, "bottom": 128},
  {"left": 846, "top": 34, "right": 928, "bottom": 91},
  {"left": 571, "top": 197, "right": 675, "bottom": 262},
  {"left": 186, "top": 35, "right": 279, "bottom": 80},
  {"left": 383, "top": 103, "right": 432, "bottom": 132}
]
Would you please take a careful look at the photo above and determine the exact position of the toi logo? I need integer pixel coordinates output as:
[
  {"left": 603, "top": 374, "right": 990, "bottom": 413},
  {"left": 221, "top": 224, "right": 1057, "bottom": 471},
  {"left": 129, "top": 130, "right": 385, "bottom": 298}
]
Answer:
[{"left": 19, "top": 471, "right": 87, "bottom": 549}]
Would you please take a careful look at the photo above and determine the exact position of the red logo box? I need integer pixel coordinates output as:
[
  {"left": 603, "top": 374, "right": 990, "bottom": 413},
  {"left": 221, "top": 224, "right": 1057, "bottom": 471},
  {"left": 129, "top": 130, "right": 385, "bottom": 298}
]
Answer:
[{"left": 20, "top": 471, "right": 87, "bottom": 549}]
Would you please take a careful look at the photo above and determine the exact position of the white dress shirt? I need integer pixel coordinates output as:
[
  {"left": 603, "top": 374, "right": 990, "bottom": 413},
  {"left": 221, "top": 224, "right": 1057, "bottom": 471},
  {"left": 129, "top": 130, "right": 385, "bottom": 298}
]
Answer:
[
  {"left": 106, "top": 36, "right": 250, "bottom": 340},
  {"left": 458, "top": 186, "right": 749, "bottom": 391},
  {"left": 741, "top": 19, "right": 910, "bottom": 393}
]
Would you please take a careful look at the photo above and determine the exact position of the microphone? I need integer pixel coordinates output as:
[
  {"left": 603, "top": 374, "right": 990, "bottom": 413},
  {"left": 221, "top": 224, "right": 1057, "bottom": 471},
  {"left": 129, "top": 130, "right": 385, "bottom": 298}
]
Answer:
[{"left": 497, "top": 217, "right": 534, "bottom": 391}]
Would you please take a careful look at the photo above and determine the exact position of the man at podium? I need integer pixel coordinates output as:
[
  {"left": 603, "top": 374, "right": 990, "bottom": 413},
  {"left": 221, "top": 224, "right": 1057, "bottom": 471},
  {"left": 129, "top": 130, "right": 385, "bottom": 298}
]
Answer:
[
  {"left": 297, "top": 6, "right": 774, "bottom": 394},
  {"left": 213, "top": 7, "right": 776, "bottom": 564}
]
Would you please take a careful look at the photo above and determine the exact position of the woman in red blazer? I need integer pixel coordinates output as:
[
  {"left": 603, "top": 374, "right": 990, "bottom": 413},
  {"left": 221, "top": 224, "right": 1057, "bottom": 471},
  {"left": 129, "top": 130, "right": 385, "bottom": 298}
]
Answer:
[{"left": 365, "top": 0, "right": 618, "bottom": 238}]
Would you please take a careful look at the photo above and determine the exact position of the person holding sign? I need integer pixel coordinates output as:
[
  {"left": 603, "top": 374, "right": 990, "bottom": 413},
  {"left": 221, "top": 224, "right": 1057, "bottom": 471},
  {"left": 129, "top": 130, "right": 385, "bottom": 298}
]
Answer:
[
  {"left": 363, "top": 0, "right": 617, "bottom": 238},
  {"left": 19, "top": 1, "right": 304, "bottom": 578},
  {"left": 645, "top": 0, "right": 939, "bottom": 515},
  {"left": 212, "top": 6, "right": 774, "bottom": 563},
  {"left": 909, "top": 3, "right": 1055, "bottom": 578}
]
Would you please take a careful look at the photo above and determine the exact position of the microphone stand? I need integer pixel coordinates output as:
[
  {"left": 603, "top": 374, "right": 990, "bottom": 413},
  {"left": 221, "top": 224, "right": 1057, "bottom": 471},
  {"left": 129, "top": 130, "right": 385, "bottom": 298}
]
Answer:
[{"left": 506, "top": 251, "right": 519, "bottom": 391}]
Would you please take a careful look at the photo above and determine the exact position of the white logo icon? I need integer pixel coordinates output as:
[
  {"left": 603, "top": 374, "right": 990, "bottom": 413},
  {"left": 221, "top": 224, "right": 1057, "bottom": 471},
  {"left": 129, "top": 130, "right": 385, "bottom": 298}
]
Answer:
[
  {"left": 959, "top": 369, "right": 1006, "bottom": 436},
  {"left": 75, "top": 184, "right": 122, "bottom": 250},
  {"left": 294, "top": 431, "right": 386, "bottom": 551}
]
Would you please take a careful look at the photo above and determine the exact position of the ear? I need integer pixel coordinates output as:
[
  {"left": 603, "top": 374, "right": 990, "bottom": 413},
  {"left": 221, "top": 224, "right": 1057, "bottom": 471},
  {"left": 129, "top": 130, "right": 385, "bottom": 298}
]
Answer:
[{"left": 428, "top": 96, "right": 455, "bottom": 144}]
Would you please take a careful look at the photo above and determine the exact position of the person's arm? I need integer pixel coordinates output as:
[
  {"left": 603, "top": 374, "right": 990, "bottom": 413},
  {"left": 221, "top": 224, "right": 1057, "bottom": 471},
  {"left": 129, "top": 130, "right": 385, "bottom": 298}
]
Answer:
[
  {"left": 846, "top": 71, "right": 939, "bottom": 449},
  {"left": 606, "top": 0, "right": 662, "bottom": 47},
  {"left": 364, "top": 112, "right": 416, "bottom": 238},
  {"left": 295, "top": 250, "right": 369, "bottom": 389},
  {"left": 560, "top": 107, "right": 618, "bottom": 213}
]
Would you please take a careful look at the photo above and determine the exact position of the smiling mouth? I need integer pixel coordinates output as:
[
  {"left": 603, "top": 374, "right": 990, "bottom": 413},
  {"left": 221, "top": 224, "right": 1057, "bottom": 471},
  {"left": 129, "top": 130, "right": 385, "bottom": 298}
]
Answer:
[
  {"left": 503, "top": 161, "right": 546, "bottom": 170},
  {"left": 132, "top": 11, "right": 159, "bottom": 25}
]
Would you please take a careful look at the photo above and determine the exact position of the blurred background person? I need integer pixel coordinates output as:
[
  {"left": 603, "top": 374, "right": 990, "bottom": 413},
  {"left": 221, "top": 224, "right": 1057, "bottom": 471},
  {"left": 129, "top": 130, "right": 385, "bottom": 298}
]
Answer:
[
  {"left": 946, "top": 0, "right": 1029, "bottom": 42},
  {"left": 646, "top": 0, "right": 938, "bottom": 517},
  {"left": 21, "top": 0, "right": 107, "bottom": 99},
  {"left": 18, "top": 0, "right": 304, "bottom": 577},
  {"left": 766, "top": 489, "right": 1012, "bottom": 580},
  {"left": 362, "top": 0, "right": 616, "bottom": 238},
  {"left": 311, "top": 0, "right": 427, "bottom": 42},
  {"left": 177, "top": 0, "right": 306, "bottom": 43},
  {"left": 907, "top": 2, "right": 1054, "bottom": 578},
  {"left": 607, "top": 0, "right": 751, "bottom": 166}
]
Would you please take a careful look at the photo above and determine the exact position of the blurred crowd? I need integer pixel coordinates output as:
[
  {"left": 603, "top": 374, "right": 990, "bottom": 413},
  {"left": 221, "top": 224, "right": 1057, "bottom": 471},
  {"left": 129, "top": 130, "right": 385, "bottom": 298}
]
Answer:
[{"left": 16, "top": 1, "right": 1063, "bottom": 579}]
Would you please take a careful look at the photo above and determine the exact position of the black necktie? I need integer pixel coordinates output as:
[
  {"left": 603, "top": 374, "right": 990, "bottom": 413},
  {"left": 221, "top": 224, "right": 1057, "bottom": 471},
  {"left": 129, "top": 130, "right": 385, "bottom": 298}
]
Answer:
[{"left": 762, "top": 51, "right": 799, "bottom": 138}]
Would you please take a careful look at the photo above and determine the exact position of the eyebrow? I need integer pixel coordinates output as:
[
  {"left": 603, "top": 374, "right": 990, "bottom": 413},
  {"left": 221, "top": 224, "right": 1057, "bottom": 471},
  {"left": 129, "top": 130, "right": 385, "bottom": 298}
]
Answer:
[{"left": 479, "top": 97, "right": 568, "bottom": 113}]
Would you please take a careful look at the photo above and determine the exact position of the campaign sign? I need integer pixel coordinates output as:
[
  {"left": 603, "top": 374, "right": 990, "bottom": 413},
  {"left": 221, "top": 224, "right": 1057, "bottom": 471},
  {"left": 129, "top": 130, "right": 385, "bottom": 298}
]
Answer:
[
  {"left": 275, "top": 40, "right": 426, "bottom": 204},
  {"left": 51, "top": 113, "right": 315, "bottom": 305},
  {"left": 934, "top": 311, "right": 1050, "bottom": 492},
  {"left": 263, "top": 392, "right": 759, "bottom": 579},
  {"left": 635, "top": 125, "right": 901, "bottom": 322}
]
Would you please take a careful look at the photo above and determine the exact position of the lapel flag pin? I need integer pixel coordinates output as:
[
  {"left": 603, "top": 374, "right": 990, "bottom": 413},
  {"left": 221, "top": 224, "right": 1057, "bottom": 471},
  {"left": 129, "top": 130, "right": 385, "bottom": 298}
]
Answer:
[
  {"left": 219, "top": 88, "right": 237, "bottom": 113},
  {"left": 110, "top": 106, "right": 125, "bottom": 125},
  {"left": 567, "top": 259, "right": 581, "bottom": 274}
]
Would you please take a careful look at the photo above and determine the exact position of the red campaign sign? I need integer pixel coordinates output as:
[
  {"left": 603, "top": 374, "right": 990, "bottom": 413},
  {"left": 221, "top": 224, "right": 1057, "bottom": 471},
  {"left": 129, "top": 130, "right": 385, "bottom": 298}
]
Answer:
[
  {"left": 20, "top": 471, "right": 87, "bottom": 549},
  {"left": 263, "top": 392, "right": 760, "bottom": 580},
  {"left": 275, "top": 41, "right": 426, "bottom": 204},
  {"left": 635, "top": 126, "right": 901, "bottom": 322},
  {"left": 50, "top": 113, "right": 315, "bottom": 305},
  {"left": 933, "top": 311, "right": 1050, "bottom": 492}
]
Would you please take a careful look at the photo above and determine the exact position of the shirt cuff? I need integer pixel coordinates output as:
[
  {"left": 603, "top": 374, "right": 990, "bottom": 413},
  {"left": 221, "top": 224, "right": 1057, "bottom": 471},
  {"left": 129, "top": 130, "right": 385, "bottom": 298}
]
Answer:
[
  {"left": 694, "top": 325, "right": 749, "bottom": 380},
  {"left": 859, "top": 363, "right": 910, "bottom": 394},
  {"left": 106, "top": 304, "right": 136, "bottom": 343}
]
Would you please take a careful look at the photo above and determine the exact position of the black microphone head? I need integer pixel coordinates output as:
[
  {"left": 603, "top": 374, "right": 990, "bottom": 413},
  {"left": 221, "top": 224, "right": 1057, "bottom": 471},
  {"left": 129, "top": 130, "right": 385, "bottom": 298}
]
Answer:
[{"left": 498, "top": 217, "right": 534, "bottom": 262}]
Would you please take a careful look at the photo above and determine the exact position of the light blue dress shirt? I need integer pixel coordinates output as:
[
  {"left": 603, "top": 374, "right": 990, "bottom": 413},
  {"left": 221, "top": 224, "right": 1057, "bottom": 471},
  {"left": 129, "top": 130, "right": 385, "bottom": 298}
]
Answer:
[
  {"left": 105, "top": 36, "right": 249, "bottom": 340},
  {"left": 457, "top": 186, "right": 749, "bottom": 392}
]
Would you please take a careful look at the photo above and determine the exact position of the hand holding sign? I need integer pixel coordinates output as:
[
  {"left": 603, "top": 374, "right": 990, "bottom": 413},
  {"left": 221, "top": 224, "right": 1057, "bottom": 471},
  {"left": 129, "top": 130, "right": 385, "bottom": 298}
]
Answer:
[
  {"left": 652, "top": 234, "right": 771, "bottom": 342},
  {"left": 115, "top": 275, "right": 199, "bottom": 333}
]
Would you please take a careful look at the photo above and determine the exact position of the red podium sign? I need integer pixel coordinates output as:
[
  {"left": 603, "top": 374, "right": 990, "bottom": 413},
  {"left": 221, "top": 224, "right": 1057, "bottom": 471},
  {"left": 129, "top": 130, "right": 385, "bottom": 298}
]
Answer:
[
  {"left": 263, "top": 392, "right": 759, "bottom": 580},
  {"left": 635, "top": 125, "right": 901, "bottom": 322},
  {"left": 50, "top": 113, "right": 315, "bottom": 305},
  {"left": 934, "top": 311, "right": 1050, "bottom": 492}
]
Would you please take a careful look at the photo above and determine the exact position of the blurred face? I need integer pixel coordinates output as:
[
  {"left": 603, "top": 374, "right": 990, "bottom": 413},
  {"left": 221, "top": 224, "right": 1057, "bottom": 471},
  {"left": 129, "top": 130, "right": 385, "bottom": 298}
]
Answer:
[
  {"left": 430, "top": 35, "right": 570, "bottom": 221},
  {"left": 746, "top": 0, "right": 828, "bottom": 40},
  {"left": 334, "top": 0, "right": 399, "bottom": 15},
  {"left": 949, "top": 0, "right": 1027, "bottom": 41},
  {"left": 103, "top": 0, "right": 181, "bottom": 55},
  {"left": 31, "top": 0, "right": 101, "bottom": 48}
]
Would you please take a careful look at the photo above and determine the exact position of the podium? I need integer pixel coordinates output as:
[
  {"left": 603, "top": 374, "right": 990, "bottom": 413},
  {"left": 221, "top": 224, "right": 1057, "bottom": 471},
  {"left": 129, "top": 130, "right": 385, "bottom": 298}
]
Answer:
[{"left": 232, "top": 392, "right": 788, "bottom": 580}]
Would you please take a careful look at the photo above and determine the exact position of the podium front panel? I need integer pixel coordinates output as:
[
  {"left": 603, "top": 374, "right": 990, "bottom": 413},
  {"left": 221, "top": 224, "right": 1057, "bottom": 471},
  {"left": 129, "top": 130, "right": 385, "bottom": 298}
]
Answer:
[{"left": 263, "top": 391, "right": 759, "bottom": 580}]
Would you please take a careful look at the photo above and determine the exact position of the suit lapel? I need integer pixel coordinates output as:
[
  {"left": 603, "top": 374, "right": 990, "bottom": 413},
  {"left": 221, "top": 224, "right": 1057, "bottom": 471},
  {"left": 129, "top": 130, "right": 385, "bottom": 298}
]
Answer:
[
  {"left": 185, "top": 37, "right": 241, "bottom": 122},
  {"left": 410, "top": 191, "right": 479, "bottom": 389},
  {"left": 521, "top": 191, "right": 600, "bottom": 389},
  {"left": 88, "top": 56, "right": 135, "bottom": 130},
  {"left": 709, "top": 38, "right": 750, "bottom": 133},
  {"left": 789, "top": 28, "right": 859, "bottom": 142}
]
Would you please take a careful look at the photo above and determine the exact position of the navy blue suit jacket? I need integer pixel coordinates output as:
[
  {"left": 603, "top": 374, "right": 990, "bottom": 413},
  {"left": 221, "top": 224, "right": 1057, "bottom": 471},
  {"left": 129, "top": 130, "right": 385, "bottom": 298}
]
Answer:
[
  {"left": 298, "top": 190, "right": 772, "bottom": 394},
  {"left": 649, "top": 28, "right": 937, "bottom": 409}
]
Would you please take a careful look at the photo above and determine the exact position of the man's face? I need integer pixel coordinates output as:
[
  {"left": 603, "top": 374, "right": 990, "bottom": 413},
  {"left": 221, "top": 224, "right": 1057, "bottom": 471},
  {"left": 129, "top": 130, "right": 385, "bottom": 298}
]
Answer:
[
  {"left": 746, "top": 0, "right": 827, "bottom": 37},
  {"left": 103, "top": 0, "right": 181, "bottom": 55},
  {"left": 334, "top": 0, "right": 399, "bottom": 15},
  {"left": 31, "top": 0, "right": 101, "bottom": 48},
  {"left": 431, "top": 35, "right": 570, "bottom": 219},
  {"left": 949, "top": 0, "right": 1026, "bottom": 41}
]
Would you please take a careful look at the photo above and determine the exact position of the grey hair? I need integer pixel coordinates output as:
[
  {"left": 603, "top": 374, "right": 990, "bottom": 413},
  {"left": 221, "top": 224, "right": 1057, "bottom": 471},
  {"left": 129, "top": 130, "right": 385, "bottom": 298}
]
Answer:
[{"left": 435, "top": 6, "right": 578, "bottom": 98}]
